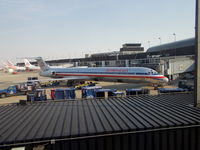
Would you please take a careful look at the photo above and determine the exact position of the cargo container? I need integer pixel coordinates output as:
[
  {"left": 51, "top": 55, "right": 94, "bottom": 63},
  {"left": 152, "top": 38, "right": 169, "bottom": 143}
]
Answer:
[
  {"left": 126, "top": 88, "right": 150, "bottom": 96},
  {"left": 54, "top": 89, "right": 65, "bottom": 100},
  {"left": 53, "top": 88, "right": 76, "bottom": 100},
  {"left": 82, "top": 86, "right": 102, "bottom": 98},
  {"left": 27, "top": 89, "right": 47, "bottom": 101},
  {"left": 95, "top": 88, "right": 117, "bottom": 98},
  {"left": 158, "top": 88, "right": 185, "bottom": 93},
  {"left": 65, "top": 88, "right": 76, "bottom": 99}
]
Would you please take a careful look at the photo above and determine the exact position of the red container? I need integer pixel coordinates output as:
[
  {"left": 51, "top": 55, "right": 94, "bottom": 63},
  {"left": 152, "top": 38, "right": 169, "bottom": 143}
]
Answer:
[{"left": 51, "top": 89, "right": 55, "bottom": 100}]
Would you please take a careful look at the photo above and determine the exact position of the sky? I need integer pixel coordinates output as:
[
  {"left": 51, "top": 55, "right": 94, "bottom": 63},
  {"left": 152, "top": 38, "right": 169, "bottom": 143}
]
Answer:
[{"left": 0, "top": 0, "right": 195, "bottom": 64}]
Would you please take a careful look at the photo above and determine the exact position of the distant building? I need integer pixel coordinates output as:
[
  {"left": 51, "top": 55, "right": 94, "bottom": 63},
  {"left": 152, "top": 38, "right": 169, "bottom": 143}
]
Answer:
[
  {"left": 120, "top": 43, "right": 144, "bottom": 55},
  {"left": 146, "top": 38, "right": 194, "bottom": 57},
  {"left": 85, "top": 54, "right": 90, "bottom": 58},
  {"left": 90, "top": 51, "right": 120, "bottom": 58},
  {"left": 90, "top": 43, "right": 144, "bottom": 58}
]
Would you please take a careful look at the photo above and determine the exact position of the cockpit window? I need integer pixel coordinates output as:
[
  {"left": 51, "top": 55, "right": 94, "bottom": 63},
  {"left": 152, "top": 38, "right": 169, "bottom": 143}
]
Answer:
[{"left": 149, "top": 70, "right": 158, "bottom": 75}]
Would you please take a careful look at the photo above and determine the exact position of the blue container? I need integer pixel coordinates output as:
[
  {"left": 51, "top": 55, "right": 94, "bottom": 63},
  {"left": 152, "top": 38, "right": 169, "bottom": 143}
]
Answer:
[
  {"left": 54, "top": 89, "right": 65, "bottom": 100},
  {"left": 54, "top": 88, "right": 76, "bottom": 100},
  {"left": 158, "top": 88, "right": 185, "bottom": 93},
  {"left": 7, "top": 86, "right": 17, "bottom": 95},
  {"left": 82, "top": 86, "right": 102, "bottom": 98},
  {"left": 126, "top": 88, "right": 149, "bottom": 96},
  {"left": 27, "top": 89, "right": 47, "bottom": 101},
  {"left": 95, "top": 89, "right": 117, "bottom": 97},
  {"left": 27, "top": 93, "right": 35, "bottom": 101},
  {"left": 64, "top": 88, "right": 76, "bottom": 99},
  {"left": 35, "top": 89, "right": 47, "bottom": 101}
]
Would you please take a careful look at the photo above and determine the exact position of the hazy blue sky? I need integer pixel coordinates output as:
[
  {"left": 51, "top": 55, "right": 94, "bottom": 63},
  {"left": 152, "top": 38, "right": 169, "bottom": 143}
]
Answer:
[{"left": 0, "top": 0, "right": 195, "bottom": 63}]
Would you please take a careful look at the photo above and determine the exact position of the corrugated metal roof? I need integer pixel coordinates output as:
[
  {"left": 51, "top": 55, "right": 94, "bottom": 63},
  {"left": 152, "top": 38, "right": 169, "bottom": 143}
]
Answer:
[
  {"left": 147, "top": 38, "right": 195, "bottom": 53},
  {"left": 0, "top": 93, "right": 199, "bottom": 147}
]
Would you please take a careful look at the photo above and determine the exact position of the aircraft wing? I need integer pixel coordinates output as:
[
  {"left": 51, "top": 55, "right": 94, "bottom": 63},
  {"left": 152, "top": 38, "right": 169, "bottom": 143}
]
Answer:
[
  {"left": 36, "top": 76, "right": 90, "bottom": 82},
  {"left": 12, "top": 76, "right": 91, "bottom": 84}
]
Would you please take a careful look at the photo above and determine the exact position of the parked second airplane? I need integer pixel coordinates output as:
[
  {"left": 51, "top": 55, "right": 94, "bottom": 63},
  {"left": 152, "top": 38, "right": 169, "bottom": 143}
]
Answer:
[
  {"left": 24, "top": 59, "right": 40, "bottom": 71},
  {"left": 35, "top": 57, "right": 169, "bottom": 86},
  {"left": 4, "top": 60, "right": 26, "bottom": 73}
]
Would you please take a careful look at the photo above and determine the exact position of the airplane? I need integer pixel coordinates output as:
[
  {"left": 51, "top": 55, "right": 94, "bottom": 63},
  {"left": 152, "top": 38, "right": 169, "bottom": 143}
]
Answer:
[
  {"left": 34, "top": 57, "right": 169, "bottom": 86},
  {"left": 5, "top": 60, "right": 26, "bottom": 73},
  {"left": 0, "top": 66, "right": 4, "bottom": 71},
  {"left": 2, "top": 62, "right": 16, "bottom": 74},
  {"left": 24, "top": 59, "right": 40, "bottom": 71}
]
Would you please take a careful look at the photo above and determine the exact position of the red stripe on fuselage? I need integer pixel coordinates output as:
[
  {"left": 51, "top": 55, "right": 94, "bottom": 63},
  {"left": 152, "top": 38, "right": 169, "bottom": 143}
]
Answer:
[{"left": 55, "top": 73, "right": 166, "bottom": 79}]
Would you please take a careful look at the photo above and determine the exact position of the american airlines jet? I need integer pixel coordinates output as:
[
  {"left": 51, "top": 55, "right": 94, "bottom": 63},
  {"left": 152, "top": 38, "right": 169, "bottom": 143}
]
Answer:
[
  {"left": 35, "top": 57, "right": 168, "bottom": 85},
  {"left": 5, "top": 60, "right": 26, "bottom": 73},
  {"left": 24, "top": 59, "right": 40, "bottom": 71}
]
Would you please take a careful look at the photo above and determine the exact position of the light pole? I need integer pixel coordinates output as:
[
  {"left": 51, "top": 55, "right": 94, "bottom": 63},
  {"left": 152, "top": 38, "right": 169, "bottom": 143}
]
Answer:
[
  {"left": 148, "top": 41, "right": 151, "bottom": 48},
  {"left": 173, "top": 33, "right": 177, "bottom": 56},
  {"left": 116, "top": 53, "right": 119, "bottom": 61},
  {"left": 173, "top": 33, "right": 176, "bottom": 42},
  {"left": 158, "top": 37, "right": 162, "bottom": 45},
  {"left": 194, "top": 0, "right": 200, "bottom": 107}
]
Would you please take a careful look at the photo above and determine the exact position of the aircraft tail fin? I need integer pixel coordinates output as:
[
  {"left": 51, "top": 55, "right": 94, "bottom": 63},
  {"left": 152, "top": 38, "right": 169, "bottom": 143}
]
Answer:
[
  {"left": 24, "top": 59, "right": 32, "bottom": 67},
  {"left": 3, "top": 62, "right": 8, "bottom": 67},
  {"left": 35, "top": 57, "right": 50, "bottom": 71},
  {"left": 6, "top": 60, "right": 14, "bottom": 67}
]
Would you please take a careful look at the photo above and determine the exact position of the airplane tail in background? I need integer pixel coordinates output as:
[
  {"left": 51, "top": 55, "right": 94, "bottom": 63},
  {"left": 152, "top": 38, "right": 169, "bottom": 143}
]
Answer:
[
  {"left": 3, "top": 62, "right": 9, "bottom": 68},
  {"left": 35, "top": 57, "right": 50, "bottom": 71},
  {"left": 24, "top": 59, "right": 32, "bottom": 67},
  {"left": 6, "top": 60, "right": 14, "bottom": 67}
]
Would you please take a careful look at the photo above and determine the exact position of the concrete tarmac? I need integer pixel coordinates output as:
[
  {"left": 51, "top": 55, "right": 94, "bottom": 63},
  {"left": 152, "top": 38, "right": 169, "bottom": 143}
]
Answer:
[{"left": 0, "top": 71, "right": 48, "bottom": 89}]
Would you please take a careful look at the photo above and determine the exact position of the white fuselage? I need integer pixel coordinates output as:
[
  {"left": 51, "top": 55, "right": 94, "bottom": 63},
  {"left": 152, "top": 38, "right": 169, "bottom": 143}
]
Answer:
[
  {"left": 40, "top": 67, "right": 168, "bottom": 85},
  {"left": 26, "top": 65, "right": 40, "bottom": 71}
]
